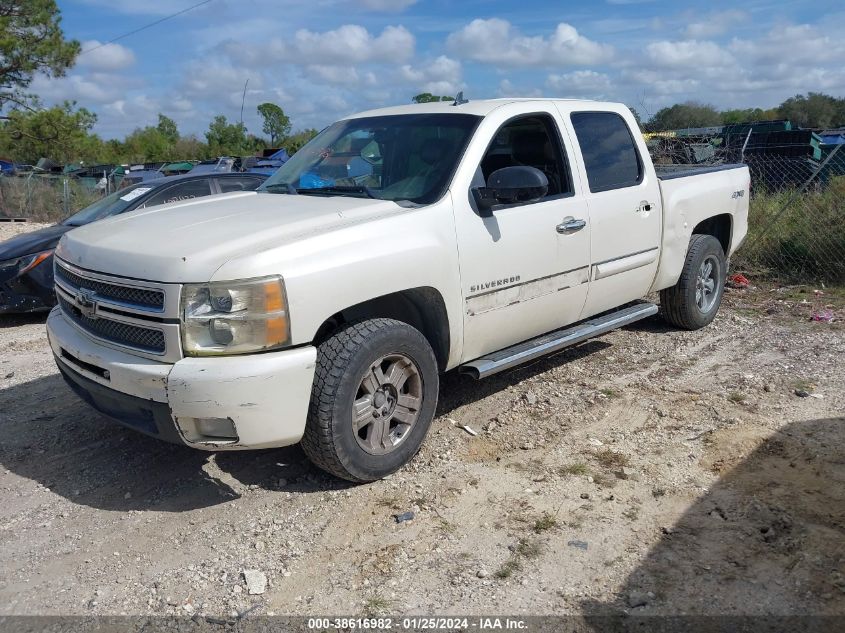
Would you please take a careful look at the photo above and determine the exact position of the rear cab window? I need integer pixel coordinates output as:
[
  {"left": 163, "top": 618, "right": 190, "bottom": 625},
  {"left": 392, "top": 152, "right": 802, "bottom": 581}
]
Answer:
[
  {"left": 142, "top": 180, "right": 213, "bottom": 208},
  {"left": 217, "top": 176, "right": 264, "bottom": 193},
  {"left": 570, "top": 111, "right": 642, "bottom": 192}
]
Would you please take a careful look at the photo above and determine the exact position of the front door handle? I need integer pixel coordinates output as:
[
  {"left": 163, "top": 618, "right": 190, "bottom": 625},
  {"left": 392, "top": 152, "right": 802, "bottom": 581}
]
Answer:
[{"left": 556, "top": 217, "right": 587, "bottom": 234}]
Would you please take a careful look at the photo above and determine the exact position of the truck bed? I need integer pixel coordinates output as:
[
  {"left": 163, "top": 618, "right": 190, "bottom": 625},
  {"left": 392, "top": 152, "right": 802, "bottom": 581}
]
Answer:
[{"left": 654, "top": 163, "right": 746, "bottom": 180}]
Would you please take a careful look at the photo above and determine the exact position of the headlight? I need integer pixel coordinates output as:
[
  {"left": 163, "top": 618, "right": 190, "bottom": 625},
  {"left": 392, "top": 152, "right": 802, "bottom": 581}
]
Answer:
[
  {"left": 181, "top": 276, "right": 290, "bottom": 356},
  {"left": 0, "top": 250, "right": 53, "bottom": 280}
]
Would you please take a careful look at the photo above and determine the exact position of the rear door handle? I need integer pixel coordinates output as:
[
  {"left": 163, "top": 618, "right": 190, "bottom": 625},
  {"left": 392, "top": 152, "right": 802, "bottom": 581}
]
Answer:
[{"left": 556, "top": 217, "right": 587, "bottom": 234}]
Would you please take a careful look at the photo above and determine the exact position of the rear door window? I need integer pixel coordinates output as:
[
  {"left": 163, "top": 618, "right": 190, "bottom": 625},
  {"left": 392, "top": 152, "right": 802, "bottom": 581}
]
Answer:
[{"left": 571, "top": 112, "right": 642, "bottom": 192}]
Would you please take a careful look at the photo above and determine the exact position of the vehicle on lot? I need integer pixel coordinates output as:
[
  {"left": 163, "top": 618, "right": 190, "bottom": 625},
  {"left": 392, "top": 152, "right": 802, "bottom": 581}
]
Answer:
[
  {"left": 47, "top": 98, "right": 749, "bottom": 482},
  {"left": 0, "top": 172, "right": 266, "bottom": 314}
]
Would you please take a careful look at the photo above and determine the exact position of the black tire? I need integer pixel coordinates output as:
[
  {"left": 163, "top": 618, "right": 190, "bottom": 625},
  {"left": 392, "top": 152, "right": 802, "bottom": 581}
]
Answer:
[
  {"left": 301, "top": 318, "right": 439, "bottom": 482},
  {"left": 660, "top": 234, "right": 726, "bottom": 330}
]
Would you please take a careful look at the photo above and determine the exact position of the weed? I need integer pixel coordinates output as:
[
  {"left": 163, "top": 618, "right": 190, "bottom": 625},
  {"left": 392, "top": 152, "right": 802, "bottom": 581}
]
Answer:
[
  {"left": 515, "top": 537, "right": 543, "bottom": 559},
  {"left": 599, "top": 388, "right": 620, "bottom": 398},
  {"left": 595, "top": 450, "right": 629, "bottom": 470},
  {"left": 727, "top": 391, "right": 747, "bottom": 404},
  {"left": 791, "top": 378, "right": 816, "bottom": 392},
  {"left": 533, "top": 512, "right": 558, "bottom": 533},
  {"left": 494, "top": 537, "right": 543, "bottom": 581},
  {"left": 623, "top": 507, "right": 640, "bottom": 521},
  {"left": 494, "top": 559, "right": 520, "bottom": 579},
  {"left": 363, "top": 595, "right": 391, "bottom": 616},
  {"left": 559, "top": 462, "right": 589, "bottom": 476},
  {"left": 376, "top": 495, "right": 402, "bottom": 510}
]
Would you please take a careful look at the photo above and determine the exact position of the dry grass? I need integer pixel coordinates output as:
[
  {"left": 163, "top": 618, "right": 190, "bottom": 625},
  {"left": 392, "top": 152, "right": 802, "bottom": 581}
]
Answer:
[
  {"left": 533, "top": 512, "right": 559, "bottom": 533},
  {"left": 559, "top": 462, "right": 589, "bottom": 477},
  {"left": 594, "top": 450, "right": 629, "bottom": 470},
  {"left": 0, "top": 175, "right": 102, "bottom": 223}
]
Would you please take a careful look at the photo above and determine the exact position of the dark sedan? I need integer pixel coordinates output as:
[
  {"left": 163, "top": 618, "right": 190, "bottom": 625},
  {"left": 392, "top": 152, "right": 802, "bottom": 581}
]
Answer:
[{"left": 0, "top": 172, "right": 267, "bottom": 314}]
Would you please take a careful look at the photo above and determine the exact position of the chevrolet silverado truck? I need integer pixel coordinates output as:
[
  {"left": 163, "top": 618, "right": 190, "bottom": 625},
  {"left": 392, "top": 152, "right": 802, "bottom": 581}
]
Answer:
[{"left": 46, "top": 98, "right": 749, "bottom": 482}]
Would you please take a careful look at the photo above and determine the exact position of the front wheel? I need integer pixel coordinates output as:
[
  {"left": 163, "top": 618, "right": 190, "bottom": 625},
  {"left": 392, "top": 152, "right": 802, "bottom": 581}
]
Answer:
[
  {"left": 301, "top": 318, "right": 439, "bottom": 482},
  {"left": 660, "top": 234, "right": 726, "bottom": 330}
]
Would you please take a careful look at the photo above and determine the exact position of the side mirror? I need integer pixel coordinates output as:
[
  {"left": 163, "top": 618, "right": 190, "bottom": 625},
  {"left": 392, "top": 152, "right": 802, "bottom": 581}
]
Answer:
[{"left": 472, "top": 166, "right": 548, "bottom": 216}]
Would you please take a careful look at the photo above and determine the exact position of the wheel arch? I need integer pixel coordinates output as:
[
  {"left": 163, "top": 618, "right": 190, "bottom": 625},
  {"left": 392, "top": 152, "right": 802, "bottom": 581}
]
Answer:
[
  {"left": 691, "top": 213, "right": 732, "bottom": 256},
  {"left": 312, "top": 287, "right": 451, "bottom": 372}
]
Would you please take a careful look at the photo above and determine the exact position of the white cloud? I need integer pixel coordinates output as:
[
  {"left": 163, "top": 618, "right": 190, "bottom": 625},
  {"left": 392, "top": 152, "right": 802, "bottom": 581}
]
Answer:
[
  {"left": 291, "top": 24, "right": 414, "bottom": 65},
  {"left": 446, "top": 19, "right": 613, "bottom": 67},
  {"left": 78, "top": 40, "right": 137, "bottom": 71},
  {"left": 220, "top": 24, "right": 415, "bottom": 68},
  {"left": 547, "top": 70, "right": 612, "bottom": 96},
  {"left": 181, "top": 62, "right": 264, "bottom": 111},
  {"left": 683, "top": 10, "right": 747, "bottom": 39},
  {"left": 729, "top": 24, "right": 845, "bottom": 66},
  {"left": 645, "top": 39, "right": 734, "bottom": 69},
  {"left": 399, "top": 56, "right": 462, "bottom": 95}
]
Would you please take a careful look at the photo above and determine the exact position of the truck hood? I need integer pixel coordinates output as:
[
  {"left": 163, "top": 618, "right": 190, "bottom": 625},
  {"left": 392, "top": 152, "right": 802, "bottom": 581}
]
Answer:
[{"left": 56, "top": 191, "right": 406, "bottom": 282}]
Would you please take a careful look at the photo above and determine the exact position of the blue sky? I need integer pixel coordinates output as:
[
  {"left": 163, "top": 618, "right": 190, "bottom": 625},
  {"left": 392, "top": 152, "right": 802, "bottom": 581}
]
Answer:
[{"left": 37, "top": 0, "right": 845, "bottom": 140}]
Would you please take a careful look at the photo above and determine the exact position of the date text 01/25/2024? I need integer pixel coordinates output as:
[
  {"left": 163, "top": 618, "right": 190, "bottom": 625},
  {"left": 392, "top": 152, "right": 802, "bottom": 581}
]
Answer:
[{"left": 306, "top": 617, "right": 528, "bottom": 630}]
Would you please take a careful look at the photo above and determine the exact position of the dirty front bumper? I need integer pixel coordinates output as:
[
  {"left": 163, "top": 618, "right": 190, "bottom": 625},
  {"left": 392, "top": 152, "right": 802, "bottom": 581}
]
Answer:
[{"left": 47, "top": 307, "right": 318, "bottom": 449}]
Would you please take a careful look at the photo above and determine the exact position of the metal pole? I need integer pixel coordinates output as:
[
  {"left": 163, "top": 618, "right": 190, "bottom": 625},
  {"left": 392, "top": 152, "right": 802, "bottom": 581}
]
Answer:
[{"left": 740, "top": 128, "right": 753, "bottom": 163}]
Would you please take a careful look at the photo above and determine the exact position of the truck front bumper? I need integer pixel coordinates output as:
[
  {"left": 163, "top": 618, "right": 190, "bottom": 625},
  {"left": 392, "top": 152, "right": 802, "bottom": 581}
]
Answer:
[{"left": 47, "top": 307, "right": 317, "bottom": 450}]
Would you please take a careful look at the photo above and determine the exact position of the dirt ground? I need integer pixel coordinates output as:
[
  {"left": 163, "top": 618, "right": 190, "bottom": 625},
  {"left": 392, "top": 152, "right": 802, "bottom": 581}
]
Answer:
[{"left": 1, "top": 222, "right": 844, "bottom": 619}]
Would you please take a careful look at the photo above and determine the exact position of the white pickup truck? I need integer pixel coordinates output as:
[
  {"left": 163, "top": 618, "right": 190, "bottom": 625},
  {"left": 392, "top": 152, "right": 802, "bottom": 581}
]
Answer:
[{"left": 47, "top": 98, "right": 749, "bottom": 482}]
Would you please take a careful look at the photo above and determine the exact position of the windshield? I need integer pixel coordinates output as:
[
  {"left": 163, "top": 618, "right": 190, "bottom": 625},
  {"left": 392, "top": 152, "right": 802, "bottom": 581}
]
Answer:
[
  {"left": 260, "top": 113, "right": 481, "bottom": 205},
  {"left": 63, "top": 183, "right": 153, "bottom": 226}
]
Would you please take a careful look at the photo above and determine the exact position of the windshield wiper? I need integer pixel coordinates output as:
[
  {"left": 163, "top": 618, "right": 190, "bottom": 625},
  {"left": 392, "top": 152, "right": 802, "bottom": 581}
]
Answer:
[
  {"left": 262, "top": 182, "right": 298, "bottom": 195},
  {"left": 296, "top": 185, "right": 377, "bottom": 199}
]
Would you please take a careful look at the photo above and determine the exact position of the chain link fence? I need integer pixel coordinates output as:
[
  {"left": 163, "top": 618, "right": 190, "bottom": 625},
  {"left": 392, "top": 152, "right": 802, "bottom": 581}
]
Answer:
[
  {"left": 737, "top": 148, "right": 845, "bottom": 281},
  {"left": 0, "top": 174, "right": 103, "bottom": 223},
  {"left": 649, "top": 133, "right": 845, "bottom": 282}
]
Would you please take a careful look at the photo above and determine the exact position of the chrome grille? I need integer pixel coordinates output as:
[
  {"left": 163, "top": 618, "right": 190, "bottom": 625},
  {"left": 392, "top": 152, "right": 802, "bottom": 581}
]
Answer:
[
  {"left": 55, "top": 264, "right": 164, "bottom": 310},
  {"left": 58, "top": 295, "right": 166, "bottom": 354}
]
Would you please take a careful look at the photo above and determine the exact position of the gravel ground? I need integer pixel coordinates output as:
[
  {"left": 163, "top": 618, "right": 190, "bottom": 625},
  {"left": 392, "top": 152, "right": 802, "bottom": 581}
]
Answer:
[{"left": 1, "top": 223, "right": 844, "bottom": 618}]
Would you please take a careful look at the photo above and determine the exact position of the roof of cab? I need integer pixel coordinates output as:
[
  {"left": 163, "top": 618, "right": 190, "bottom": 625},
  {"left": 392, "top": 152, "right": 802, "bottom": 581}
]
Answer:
[{"left": 344, "top": 98, "right": 617, "bottom": 120}]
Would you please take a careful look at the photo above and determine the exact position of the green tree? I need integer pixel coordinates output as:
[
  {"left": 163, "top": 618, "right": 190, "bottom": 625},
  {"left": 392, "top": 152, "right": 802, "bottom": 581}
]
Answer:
[
  {"left": 646, "top": 101, "right": 722, "bottom": 132},
  {"left": 156, "top": 113, "right": 179, "bottom": 144},
  {"left": 281, "top": 128, "right": 318, "bottom": 155},
  {"left": 412, "top": 93, "right": 454, "bottom": 103},
  {"left": 173, "top": 134, "right": 210, "bottom": 160},
  {"left": 777, "top": 93, "right": 845, "bottom": 129},
  {"left": 0, "top": 100, "right": 96, "bottom": 162},
  {"left": 720, "top": 108, "right": 780, "bottom": 124},
  {"left": 256, "top": 102, "right": 291, "bottom": 145},
  {"left": 628, "top": 106, "right": 643, "bottom": 130},
  {"left": 205, "top": 115, "right": 252, "bottom": 155},
  {"left": 122, "top": 126, "right": 172, "bottom": 162},
  {"left": 0, "top": 0, "right": 80, "bottom": 107}
]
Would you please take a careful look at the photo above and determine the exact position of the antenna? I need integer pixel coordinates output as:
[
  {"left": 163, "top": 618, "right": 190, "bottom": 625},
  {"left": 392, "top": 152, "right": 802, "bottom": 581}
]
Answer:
[
  {"left": 240, "top": 78, "right": 249, "bottom": 126},
  {"left": 452, "top": 92, "right": 468, "bottom": 106}
]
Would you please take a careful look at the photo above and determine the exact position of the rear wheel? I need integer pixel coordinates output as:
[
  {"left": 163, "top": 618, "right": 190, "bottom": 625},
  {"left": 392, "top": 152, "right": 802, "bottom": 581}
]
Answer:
[
  {"left": 660, "top": 234, "right": 726, "bottom": 330},
  {"left": 301, "top": 318, "right": 438, "bottom": 482}
]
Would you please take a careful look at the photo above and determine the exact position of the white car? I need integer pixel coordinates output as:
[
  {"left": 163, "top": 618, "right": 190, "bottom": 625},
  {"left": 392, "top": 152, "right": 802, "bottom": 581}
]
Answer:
[{"left": 47, "top": 98, "right": 749, "bottom": 482}]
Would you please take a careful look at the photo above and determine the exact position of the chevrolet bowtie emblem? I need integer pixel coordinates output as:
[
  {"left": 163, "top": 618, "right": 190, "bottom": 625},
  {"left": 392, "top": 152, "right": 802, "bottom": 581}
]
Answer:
[{"left": 75, "top": 288, "right": 98, "bottom": 319}]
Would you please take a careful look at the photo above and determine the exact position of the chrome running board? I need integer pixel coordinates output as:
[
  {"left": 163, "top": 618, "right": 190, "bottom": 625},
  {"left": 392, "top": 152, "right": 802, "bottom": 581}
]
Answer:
[{"left": 459, "top": 301, "right": 658, "bottom": 379}]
